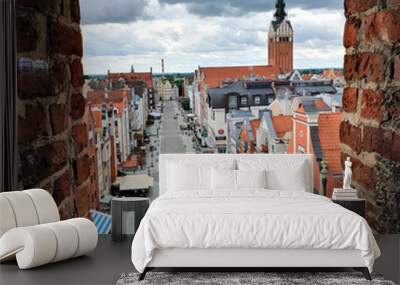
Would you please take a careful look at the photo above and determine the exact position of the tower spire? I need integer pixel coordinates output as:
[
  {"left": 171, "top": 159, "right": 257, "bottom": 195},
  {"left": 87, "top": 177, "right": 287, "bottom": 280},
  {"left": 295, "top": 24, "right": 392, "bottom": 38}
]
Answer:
[{"left": 274, "top": 0, "right": 287, "bottom": 24}]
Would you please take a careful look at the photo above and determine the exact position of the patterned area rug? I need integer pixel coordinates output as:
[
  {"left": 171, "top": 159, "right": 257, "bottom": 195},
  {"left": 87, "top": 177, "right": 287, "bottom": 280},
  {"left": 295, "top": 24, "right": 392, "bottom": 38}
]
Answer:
[{"left": 116, "top": 272, "right": 395, "bottom": 285}]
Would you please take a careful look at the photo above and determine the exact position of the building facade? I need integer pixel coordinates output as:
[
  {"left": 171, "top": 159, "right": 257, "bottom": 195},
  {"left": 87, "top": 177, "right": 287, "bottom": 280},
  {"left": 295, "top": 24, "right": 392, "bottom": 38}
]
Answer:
[
  {"left": 155, "top": 78, "right": 178, "bottom": 100},
  {"left": 205, "top": 80, "right": 276, "bottom": 152}
]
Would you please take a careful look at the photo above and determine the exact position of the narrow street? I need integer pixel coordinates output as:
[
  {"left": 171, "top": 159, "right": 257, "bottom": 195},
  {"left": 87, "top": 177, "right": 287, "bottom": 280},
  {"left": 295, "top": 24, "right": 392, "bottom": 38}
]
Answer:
[
  {"left": 146, "top": 100, "right": 193, "bottom": 201},
  {"left": 160, "top": 100, "right": 186, "bottom": 154}
]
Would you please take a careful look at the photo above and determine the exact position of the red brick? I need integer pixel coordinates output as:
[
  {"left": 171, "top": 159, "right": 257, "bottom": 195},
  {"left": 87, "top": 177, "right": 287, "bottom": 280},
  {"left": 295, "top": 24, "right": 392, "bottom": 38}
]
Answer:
[
  {"left": 58, "top": 197, "right": 76, "bottom": 220},
  {"left": 16, "top": 12, "right": 38, "bottom": 52},
  {"left": 53, "top": 170, "right": 71, "bottom": 205},
  {"left": 391, "top": 133, "right": 400, "bottom": 163},
  {"left": 16, "top": 0, "right": 61, "bottom": 15},
  {"left": 50, "top": 21, "right": 82, "bottom": 56},
  {"left": 340, "top": 121, "right": 362, "bottom": 154},
  {"left": 18, "top": 104, "right": 47, "bottom": 144},
  {"left": 51, "top": 61, "right": 68, "bottom": 91},
  {"left": 345, "top": 0, "right": 378, "bottom": 16},
  {"left": 362, "top": 126, "right": 382, "bottom": 153},
  {"left": 344, "top": 54, "right": 359, "bottom": 82},
  {"left": 19, "top": 141, "right": 67, "bottom": 188},
  {"left": 387, "top": 0, "right": 400, "bottom": 10},
  {"left": 352, "top": 158, "right": 377, "bottom": 191},
  {"left": 358, "top": 53, "right": 386, "bottom": 83},
  {"left": 72, "top": 123, "right": 88, "bottom": 153},
  {"left": 51, "top": 141, "right": 68, "bottom": 172},
  {"left": 394, "top": 55, "right": 400, "bottom": 82},
  {"left": 50, "top": 104, "right": 68, "bottom": 135},
  {"left": 75, "top": 155, "right": 90, "bottom": 185},
  {"left": 343, "top": 87, "right": 358, "bottom": 113},
  {"left": 74, "top": 185, "right": 90, "bottom": 217},
  {"left": 360, "top": 127, "right": 398, "bottom": 161},
  {"left": 361, "top": 89, "right": 383, "bottom": 121},
  {"left": 364, "top": 10, "right": 400, "bottom": 43},
  {"left": 70, "top": 59, "right": 84, "bottom": 88},
  {"left": 70, "top": 93, "right": 86, "bottom": 120},
  {"left": 18, "top": 69, "right": 53, "bottom": 99},
  {"left": 70, "top": 0, "right": 80, "bottom": 22},
  {"left": 363, "top": 13, "right": 377, "bottom": 42},
  {"left": 374, "top": 10, "right": 400, "bottom": 43},
  {"left": 344, "top": 17, "right": 360, "bottom": 48}
]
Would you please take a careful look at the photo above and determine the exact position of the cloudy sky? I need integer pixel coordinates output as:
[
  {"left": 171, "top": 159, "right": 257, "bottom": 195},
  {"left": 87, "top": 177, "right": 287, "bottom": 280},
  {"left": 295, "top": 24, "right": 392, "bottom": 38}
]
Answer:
[{"left": 81, "top": 0, "right": 345, "bottom": 74}]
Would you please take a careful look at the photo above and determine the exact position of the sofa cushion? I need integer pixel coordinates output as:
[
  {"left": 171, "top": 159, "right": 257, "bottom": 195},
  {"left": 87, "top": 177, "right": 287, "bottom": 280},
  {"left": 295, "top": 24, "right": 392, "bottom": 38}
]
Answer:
[
  {"left": 0, "top": 196, "right": 17, "bottom": 237},
  {"left": 1, "top": 192, "right": 39, "bottom": 227}
]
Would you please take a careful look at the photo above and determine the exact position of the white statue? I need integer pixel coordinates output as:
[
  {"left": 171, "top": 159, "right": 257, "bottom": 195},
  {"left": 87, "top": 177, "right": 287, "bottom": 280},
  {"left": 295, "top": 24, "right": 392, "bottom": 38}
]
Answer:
[{"left": 343, "top": 157, "right": 352, "bottom": 189}]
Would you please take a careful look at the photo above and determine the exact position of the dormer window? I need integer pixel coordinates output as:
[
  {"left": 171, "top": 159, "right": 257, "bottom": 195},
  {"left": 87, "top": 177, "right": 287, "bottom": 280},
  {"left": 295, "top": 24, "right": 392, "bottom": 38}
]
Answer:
[{"left": 240, "top": 96, "right": 248, "bottom": 105}]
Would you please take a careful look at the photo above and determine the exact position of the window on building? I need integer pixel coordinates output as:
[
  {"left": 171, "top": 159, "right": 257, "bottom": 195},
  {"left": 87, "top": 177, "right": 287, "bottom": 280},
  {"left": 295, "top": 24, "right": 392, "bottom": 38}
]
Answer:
[
  {"left": 254, "top": 95, "right": 261, "bottom": 105},
  {"left": 240, "top": 96, "right": 248, "bottom": 106},
  {"left": 228, "top": 95, "right": 237, "bottom": 110}
]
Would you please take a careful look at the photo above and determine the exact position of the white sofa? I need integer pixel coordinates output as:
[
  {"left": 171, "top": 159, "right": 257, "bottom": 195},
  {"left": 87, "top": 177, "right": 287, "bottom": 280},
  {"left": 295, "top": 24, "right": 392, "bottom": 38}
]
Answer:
[{"left": 0, "top": 189, "right": 98, "bottom": 269}]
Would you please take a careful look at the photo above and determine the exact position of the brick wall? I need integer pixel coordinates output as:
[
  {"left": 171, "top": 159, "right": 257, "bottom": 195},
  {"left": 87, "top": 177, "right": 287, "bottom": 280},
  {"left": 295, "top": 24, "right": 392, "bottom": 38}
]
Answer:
[
  {"left": 16, "top": 0, "right": 94, "bottom": 219},
  {"left": 341, "top": 0, "right": 400, "bottom": 233}
]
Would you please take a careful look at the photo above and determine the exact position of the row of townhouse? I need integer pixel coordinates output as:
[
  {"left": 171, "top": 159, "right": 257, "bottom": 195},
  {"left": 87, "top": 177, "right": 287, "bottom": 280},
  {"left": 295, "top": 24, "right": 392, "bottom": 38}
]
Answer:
[
  {"left": 82, "top": 69, "right": 154, "bottom": 200},
  {"left": 185, "top": 64, "right": 344, "bottom": 196}
]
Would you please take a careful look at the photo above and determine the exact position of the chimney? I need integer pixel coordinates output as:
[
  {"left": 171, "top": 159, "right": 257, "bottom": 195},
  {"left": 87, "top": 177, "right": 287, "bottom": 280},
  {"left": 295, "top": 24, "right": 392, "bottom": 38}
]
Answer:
[{"left": 150, "top": 67, "right": 153, "bottom": 74}]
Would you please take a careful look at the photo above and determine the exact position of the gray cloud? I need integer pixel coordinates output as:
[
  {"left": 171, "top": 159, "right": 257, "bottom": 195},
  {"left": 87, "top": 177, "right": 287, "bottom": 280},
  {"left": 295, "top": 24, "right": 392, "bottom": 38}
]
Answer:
[
  {"left": 81, "top": 0, "right": 345, "bottom": 73},
  {"left": 80, "top": 0, "right": 149, "bottom": 25},
  {"left": 159, "top": 0, "right": 343, "bottom": 17}
]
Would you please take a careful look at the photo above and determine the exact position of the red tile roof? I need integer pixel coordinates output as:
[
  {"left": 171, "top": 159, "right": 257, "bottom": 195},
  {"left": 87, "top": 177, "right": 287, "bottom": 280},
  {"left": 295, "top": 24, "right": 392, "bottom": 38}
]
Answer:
[
  {"left": 86, "top": 91, "right": 105, "bottom": 104},
  {"left": 318, "top": 112, "right": 343, "bottom": 174},
  {"left": 108, "top": 90, "right": 129, "bottom": 102},
  {"left": 108, "top": 72, "right": 153, "bottom": 88},
  {"left": 295, "top": 98, "right": 330, "bottom": 114},
  {"left": 272, "top": 116, "right": 292, "bottom": 138},
  {"left": 315, "top": 98, "right": 329, "bottom": 110},
  {"left": 200, "top": 65, "right": 278, "bottom": 88}
]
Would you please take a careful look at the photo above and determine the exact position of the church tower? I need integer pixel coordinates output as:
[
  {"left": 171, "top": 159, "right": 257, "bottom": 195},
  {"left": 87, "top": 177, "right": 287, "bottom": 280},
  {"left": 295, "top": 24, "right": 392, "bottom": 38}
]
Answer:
[{"left": 268, "top": 0, "right": 293, "bottom": 74}]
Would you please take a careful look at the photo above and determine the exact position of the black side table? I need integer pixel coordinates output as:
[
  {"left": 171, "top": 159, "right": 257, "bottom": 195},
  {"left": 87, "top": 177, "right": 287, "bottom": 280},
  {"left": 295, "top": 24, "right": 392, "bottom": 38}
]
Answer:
[
  {"left": 111, "top": 197, "right": 150, "bottom": 242},
  {"left": 332, "top": 198, "right": 366, "bottom": 218}
]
